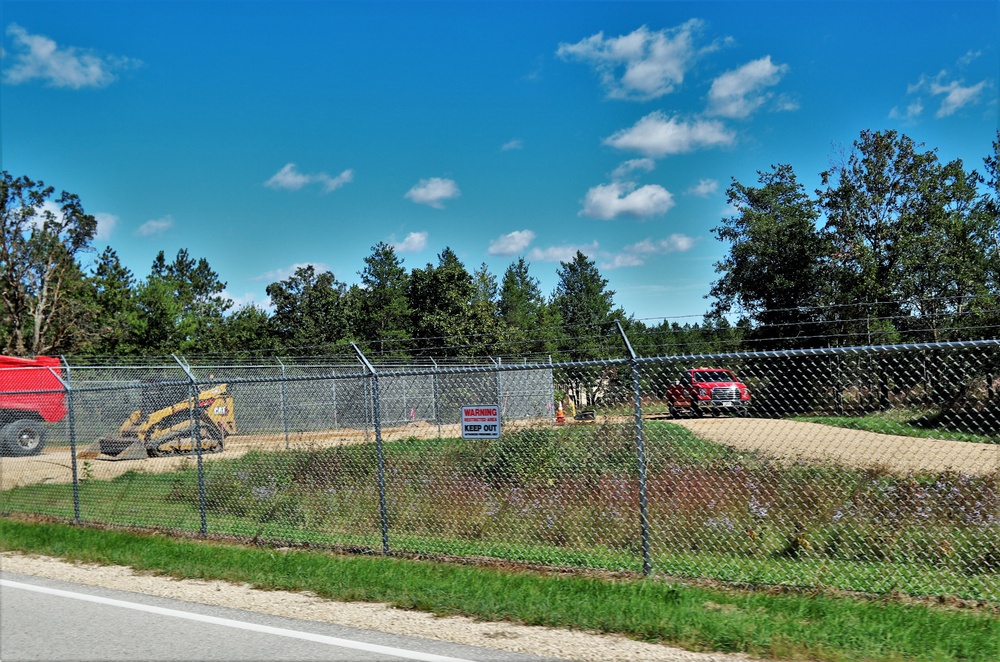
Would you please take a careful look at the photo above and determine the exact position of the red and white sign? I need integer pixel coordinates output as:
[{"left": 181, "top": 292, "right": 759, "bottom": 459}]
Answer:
[{"left": 461, "top": 404, "right": 501, "bottom": 439}]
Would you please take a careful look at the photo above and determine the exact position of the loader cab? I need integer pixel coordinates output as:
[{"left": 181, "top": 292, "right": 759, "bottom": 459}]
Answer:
[{"left": 140, "top": 379, "right": 189, "bottom": 415}]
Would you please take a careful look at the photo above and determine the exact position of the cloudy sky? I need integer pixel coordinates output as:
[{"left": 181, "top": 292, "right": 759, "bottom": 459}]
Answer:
[{"left": 2, "top": 1, "right": 996, "bottom": 322}]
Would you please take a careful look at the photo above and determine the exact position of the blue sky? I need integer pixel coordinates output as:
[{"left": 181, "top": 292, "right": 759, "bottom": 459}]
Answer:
[{"left": 2, "top": 1, "right": 997, "bottom": 324}]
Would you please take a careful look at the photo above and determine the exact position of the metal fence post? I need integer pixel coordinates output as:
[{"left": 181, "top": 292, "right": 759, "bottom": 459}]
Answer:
[
  {"left": 174, "top": 355, "right": 207, "bottom": 536},
  {"left": 616, "top": 322, "right": 652, "bottom": 576},
  {"left": 490, "top": 357, "right": 503, "bottom": 425},
  {"left": 353, "top": 344, "right": 390, "bottom": 555},
  {"left": 431, "top": 358, "right": 441, "bottom": 438},
  {"left": 549, "top": 355, "right": 555, "bottom": 426},
  {"left": 55, "top": 359, "right": 80, "bottom": 523},
  {"left": 277, "top": 358, "right": 290, "bottom": 449}
]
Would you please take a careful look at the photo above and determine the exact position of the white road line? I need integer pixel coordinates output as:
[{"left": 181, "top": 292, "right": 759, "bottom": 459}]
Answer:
[{"left": 1, "top": 579, "right": 477, "bottom": 662}]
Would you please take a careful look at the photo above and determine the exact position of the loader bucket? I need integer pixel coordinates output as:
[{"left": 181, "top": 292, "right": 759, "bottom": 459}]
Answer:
[{"left": 77, "top": 438, "right": 150, "bottom": 461}]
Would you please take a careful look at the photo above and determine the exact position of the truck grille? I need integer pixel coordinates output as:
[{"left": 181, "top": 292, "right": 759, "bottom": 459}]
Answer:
[{"left": 712, "top": 386, "right": 741, "bottom": 401}]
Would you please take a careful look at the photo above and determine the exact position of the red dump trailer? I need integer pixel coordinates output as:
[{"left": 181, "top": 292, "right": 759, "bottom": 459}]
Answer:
[{"left": 0, "top": 355, "right": 66, "bottom": 456}]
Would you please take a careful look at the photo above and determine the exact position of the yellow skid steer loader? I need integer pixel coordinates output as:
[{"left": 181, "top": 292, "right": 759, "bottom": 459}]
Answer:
[{"left": 79, "top": 382, "right": 236, "bottom": 461}]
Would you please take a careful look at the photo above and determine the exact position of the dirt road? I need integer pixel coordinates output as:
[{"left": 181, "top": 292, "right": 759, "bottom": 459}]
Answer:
[{"left": 672, "top": 417, "right": 998, "bottom": 476}]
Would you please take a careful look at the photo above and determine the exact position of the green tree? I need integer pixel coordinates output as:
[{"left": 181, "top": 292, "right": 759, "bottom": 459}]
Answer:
[
  {"left": 895, "top": 156, "right": 994, "bottom": 341},
  {"left": 471, "top": 262, "right": 506, "bottom": 353},
  {"left": 266, "top": 264, "right": 349, "bottom": 353},
  {"left": 87, "top": 247, "right": 139, "bottom": 355},
  {"left": 975, "top": 131, "right": 1000, "bottom": 334},
  {"left": 550, "top": 251, "right": 627, "bottom": 408},
  {"left": 132, "top": 250, "right": 232, "bottom": 354},
  {"left": 551, "top": 250, "right": 624, "bottom": 360},
  {"left": 818, "top": 130, "right": 944, "bottom": 344},
  {"left": 352, "top": 242, "right": 411, "bottom": 356},
  {"left": 218, "top": 303, "right": 279, "bottom": 357},
  {"left": 710, "top": 164, "right": 829, "bottom": 348},
  {"left": 407, "top": 247, "right": 488, "bottom": 356},
  {"left": 0, "top": 173, "right": 98, "bottom": 355},
  {"left": 499, "top": 257, "right": 542, "bottom": 329},
  {"left": 498, "top": 257, "right": 558, "bottom": 357}
]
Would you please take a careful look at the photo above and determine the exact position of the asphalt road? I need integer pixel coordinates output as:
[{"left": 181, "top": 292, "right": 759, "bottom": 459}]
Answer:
[{"left": 0, "top": 572, "right": 565, "bottom": 662}]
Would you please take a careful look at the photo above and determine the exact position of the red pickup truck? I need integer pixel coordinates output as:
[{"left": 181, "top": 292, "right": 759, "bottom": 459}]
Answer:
[
  {"left": 0, "top": 355, "right": 66, "bottom": 456},
  {"left": 665, "top": 367, "right": 750, "bottom": 418}
]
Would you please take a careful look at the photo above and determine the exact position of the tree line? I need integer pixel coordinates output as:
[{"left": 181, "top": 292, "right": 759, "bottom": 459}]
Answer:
[{"left": 2, "top": 129, "right": 998, "bottom": 362}]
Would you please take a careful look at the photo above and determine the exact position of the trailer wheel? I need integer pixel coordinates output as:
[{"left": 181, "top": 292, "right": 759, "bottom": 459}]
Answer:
[{"left": 1, "top": 420, "right": 46, "bottom": 456}]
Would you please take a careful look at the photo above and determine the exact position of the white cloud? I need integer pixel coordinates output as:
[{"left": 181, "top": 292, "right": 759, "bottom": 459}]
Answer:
[
  {"left": 528, "top": 242, "right": 599, "bottom": 263},
  {"left": 611, "top": 158, "right": 655, "bottom": 180},
  {"left": 601, "top": 253, "right": 645, "bottom": 269},
  {"left": 136, "top": 215, "right": 174, "bottom": 237},
  {"left": 265, "top": 163, "right": 353, "bottom": 192},
  {"left": 224, "top": 290, "right": 270, "bottom": 312},
  {"left": 686, "top": 179, "right": 719, "bottom": 197},
  {"left": 501, "top": 139, "right": 524, "bottom": 151},
  {"left": 266, "top": 164, "right": 311, "bottom": 191},
  {"left": 931, "top": 78, "right": 988, "bottom": 117},
  {"left": 393, "top": 231, "right": 428, "bottom": 252},
  {"left": 773, "top": 94, "right": 800, "bottom": 113},
  {"left": 488, "top": 230, "right": 536, "bottom": 256},
  {"left": 706, "top": 56, "right": 789, "bottom": 118},
  {"left": 556, "top": 21, "right": 714, "bottom": 101},
  {"left": 600, "top": 235, "right": 696, "bottom": 270},
  {"left": 2, "top": 23, "right": 140, "bottom": 88},
  {"left": 603, "top": 111, "right": 735, "bottom": 158},
  {"left": 581, "top": 182, "right": 674, "bottom": 220},
  {"left": 627, "top": 235, "right": 696, "bottom": 254},
  {"left": 317, "top": 169, "right": 354, "bottom": 192},
  {"left": 889, "top": 98, "right": 924, "bottom": 121},
  {"left": 404, "top": 178, "right": 461, "bottom": 208},
  {"left": 94, "top": 212, "right": 118, "bottom": 241},
  {"left": 250, "top": 262, "right": 332, "bottom": 283},
  {"left": 897, "top": 63, "right": 990, "bottom": 119},
  {"left": 958, "top": 49, "right": 982, "bottom": 67}
]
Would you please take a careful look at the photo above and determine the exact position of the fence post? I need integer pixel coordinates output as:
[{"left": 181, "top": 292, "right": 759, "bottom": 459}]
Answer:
[
  {"left": 431, "top": 358, "right": 441, "bottom": 438},
  {"left": 490, "top": 356, "right": 503, "bottom": 425},
  {"left": 616, "top": 321, "right": 652, "bottom": 576},
  {"left": 549, "top": 355, "right": 555, "bottom": 427},
  {"left": 276, "top": 358, "right": 291, "bottom": 449},
  {"left": 353, "top": 344, "right": 390, "bottom": 555},
  {"left": 55, "top": 359, "right": 80, "bottom": 523},
  {"left": 174, "top": 355, "right": 207, "bottom": 537}
]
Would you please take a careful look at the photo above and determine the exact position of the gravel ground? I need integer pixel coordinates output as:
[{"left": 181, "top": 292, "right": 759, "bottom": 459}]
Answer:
[
  {"left": 1, "top": 552, "right": 754, "bottom": 662},
  {"left": 672, "top": 418, "right": 998, "bottom": 476}
]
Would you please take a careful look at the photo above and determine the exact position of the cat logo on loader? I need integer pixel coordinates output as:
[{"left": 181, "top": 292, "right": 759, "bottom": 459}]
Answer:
[{"left": 78, "top": 382, "right": 236, "bottom": 461}]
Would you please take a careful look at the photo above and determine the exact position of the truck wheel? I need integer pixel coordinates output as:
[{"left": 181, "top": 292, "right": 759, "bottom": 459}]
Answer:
[{"left": 1, "top": 420, "right": 46, "bottom": 456}]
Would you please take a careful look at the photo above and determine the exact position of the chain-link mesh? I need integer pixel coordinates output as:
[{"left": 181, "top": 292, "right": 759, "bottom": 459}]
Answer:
[{"left": 1, "top": 343, "right": 997, "bottom": 601}]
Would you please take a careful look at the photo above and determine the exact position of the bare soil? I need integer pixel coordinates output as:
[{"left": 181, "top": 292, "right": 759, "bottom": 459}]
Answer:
[
  {"left": 0, "top": 421, "right": 453, "bottom": 491},
  {"left": 671, "top": 417, "right": 998, "bottom": 476}
]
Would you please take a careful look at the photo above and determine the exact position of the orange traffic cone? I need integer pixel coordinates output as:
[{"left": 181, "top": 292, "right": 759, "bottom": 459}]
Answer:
[{"left": 556, "top": 403, "right": 566, "bottom": 423}]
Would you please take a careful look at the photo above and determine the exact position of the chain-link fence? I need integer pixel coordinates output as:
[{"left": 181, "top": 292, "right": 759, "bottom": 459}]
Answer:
[{"left": 1, "top": 340, "right": 997, "bottom": 602}]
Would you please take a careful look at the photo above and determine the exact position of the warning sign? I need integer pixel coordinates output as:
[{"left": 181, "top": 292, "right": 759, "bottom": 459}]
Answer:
[{"left": 461, "top": 404, "right": 501, "bottom": 439}]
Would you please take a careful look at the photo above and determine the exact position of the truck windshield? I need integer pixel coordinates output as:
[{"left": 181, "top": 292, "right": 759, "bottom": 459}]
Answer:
[{"left": 693, "top": 371, "right": 736, "bottom": 382}]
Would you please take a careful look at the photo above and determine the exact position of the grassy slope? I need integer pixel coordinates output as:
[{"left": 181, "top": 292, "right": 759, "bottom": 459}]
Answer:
[{"left": 1, "top": 518, "right": 997, "bottom": 662}]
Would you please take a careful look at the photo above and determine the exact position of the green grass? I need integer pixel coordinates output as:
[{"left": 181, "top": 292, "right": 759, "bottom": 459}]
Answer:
[
  {"left": 3, "top": 425, "right": 997, "bottom": 602},
  {"left": 793, "top": 412, "right": 999, "bottom": 444},
  {"left": 1, "top": 517, "right": 997, "bottom": 662}
]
